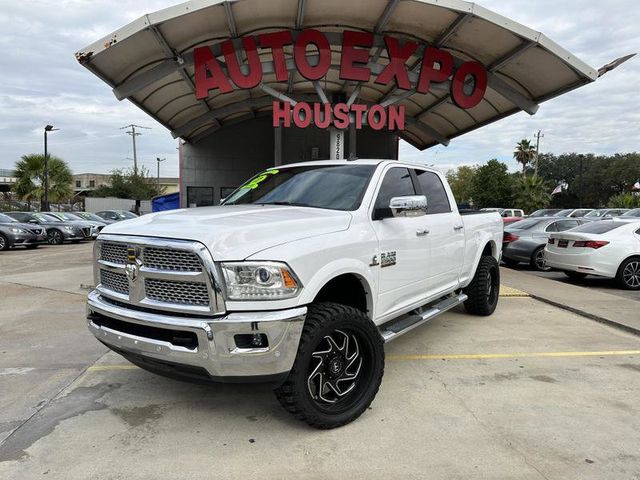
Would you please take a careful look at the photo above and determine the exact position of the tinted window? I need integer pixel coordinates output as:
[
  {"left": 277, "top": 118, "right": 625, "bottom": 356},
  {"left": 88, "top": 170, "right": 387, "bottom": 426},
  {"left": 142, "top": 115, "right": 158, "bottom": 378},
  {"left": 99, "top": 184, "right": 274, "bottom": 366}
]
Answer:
[
  {"left": 414, "top": 170, "right": 451, "bottom": 214},
  {"left": 545, "top": 222, "right": 558, "bottom": 232},
  {"left": 514, "top": 210, "right": 523, "bottom": 217},
  {"left": 374, "top": 167, "right": 416, "bottom": 211},
  {"left": 556, "top": 209, "right": 573, "bottom": 217},
  {"left": 622, "top": 209, "right": 640, "bottom": 217},
  {"left": 225, "top": 164, "right": 376, "bottom": 211},
  {"left": 569, "top": 222, "right": 626, "bottom": 234},
  {"left": 555, "top": 220, "right": 580, "bottom": 231},
  {"left": 509, "top": 219, "right": 543, "bottom": 230},
  {"left": 572, "top": 209, "right": 591, "bottom": 217},
  {"left": 9, "top": 213, "right": 29, "bottom": 222},
  {"left": 0, "top": 213, "right": 16, "bottom": 223}
]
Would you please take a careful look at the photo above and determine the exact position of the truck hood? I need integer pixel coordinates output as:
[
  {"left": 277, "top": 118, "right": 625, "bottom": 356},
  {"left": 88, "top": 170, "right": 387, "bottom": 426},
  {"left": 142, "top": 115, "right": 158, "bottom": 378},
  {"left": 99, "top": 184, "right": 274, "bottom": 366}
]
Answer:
[{"left": 100, "top": 205, "right": 352, "bottom": 260}]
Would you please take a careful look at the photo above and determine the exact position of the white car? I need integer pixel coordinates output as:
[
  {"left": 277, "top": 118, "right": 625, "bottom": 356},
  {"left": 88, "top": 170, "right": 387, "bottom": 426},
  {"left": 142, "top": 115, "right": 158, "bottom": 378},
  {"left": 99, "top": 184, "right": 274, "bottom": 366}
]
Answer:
[{"left": 545, "top": 220, "right": 640, "bottom": 289}]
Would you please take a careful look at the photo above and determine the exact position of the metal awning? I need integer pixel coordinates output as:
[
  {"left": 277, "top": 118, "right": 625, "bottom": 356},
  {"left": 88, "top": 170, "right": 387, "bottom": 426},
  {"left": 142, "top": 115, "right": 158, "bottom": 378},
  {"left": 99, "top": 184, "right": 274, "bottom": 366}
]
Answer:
[{"left": 76, "top": 0, "right": 621, "bottom": 149}]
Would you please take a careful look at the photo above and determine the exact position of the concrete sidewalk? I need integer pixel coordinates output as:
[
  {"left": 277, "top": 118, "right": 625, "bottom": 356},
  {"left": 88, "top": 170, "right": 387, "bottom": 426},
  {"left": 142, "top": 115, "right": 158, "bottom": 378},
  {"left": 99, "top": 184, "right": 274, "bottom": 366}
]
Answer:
[{"left": 500, "top": 268, "right": 640, "bottom": 335}]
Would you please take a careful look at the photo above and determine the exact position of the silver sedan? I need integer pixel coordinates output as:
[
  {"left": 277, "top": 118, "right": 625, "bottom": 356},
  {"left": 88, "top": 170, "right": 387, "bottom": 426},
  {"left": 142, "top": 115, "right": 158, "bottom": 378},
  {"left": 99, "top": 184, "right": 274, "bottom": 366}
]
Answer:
[{"left": 502, "top": 217, "right": 587, "bottom": 271}]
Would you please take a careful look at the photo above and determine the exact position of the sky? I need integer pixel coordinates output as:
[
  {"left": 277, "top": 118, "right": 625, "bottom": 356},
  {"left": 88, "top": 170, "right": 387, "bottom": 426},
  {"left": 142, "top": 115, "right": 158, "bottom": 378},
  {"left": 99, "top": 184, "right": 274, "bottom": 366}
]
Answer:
[{"left": 0, "top": 0, "right": 638, "bottom": 177}]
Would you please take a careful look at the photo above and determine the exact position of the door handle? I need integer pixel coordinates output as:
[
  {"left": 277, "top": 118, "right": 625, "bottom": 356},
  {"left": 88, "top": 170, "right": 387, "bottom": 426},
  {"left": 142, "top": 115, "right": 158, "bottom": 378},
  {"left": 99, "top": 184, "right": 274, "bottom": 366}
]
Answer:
[
  {"left": 416, "top": 228, "right": 429, "bottom": 236},
  {"left": 453, "top": 225, "right": 464, "bottom": 231}
]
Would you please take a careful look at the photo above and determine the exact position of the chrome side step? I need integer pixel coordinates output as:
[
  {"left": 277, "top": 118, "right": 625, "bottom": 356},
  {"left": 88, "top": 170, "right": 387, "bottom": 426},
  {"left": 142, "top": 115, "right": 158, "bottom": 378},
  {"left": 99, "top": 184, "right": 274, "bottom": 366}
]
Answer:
[{"left": 379, "top": 293, "right": 468, "bottom": 343}]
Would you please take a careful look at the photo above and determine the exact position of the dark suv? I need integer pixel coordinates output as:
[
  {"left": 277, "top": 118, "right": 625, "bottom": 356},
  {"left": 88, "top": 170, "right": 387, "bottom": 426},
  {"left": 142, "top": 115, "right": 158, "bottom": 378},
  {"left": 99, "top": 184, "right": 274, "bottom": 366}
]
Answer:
[
  {"left": 0, "top": 213, "right": 48, "bottom": 250},
  {"left": 6, "top": 212, "right": 93, "bottom": 245}
]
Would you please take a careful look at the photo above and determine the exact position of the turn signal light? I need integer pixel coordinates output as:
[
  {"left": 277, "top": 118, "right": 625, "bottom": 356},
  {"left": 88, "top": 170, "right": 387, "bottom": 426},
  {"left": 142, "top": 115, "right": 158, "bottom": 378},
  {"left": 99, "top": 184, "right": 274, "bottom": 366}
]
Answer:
[{"left": 573, "top": 240, "right": 609, "bottom": 249}]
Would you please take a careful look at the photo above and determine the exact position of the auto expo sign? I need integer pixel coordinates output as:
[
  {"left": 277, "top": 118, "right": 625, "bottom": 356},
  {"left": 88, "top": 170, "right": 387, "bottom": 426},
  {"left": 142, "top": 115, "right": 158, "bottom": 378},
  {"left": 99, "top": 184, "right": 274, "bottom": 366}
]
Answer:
[{"left": 194, "top": 29, "right": 488, "bottom": 131}]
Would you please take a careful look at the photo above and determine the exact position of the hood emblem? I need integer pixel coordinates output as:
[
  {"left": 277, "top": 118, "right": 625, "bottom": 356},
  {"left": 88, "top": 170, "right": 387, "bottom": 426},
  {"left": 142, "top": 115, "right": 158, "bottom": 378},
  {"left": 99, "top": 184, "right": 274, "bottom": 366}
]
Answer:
[{"left": 125, "top": 246, "right": 141, "bottom": 282}]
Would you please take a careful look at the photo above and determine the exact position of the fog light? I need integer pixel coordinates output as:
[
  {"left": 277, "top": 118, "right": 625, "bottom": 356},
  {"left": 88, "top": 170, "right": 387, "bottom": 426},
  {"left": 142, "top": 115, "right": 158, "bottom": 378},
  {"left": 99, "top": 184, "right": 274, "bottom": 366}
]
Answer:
[{"left": 234, "top": 333, "right": 269, "bottom": 349}]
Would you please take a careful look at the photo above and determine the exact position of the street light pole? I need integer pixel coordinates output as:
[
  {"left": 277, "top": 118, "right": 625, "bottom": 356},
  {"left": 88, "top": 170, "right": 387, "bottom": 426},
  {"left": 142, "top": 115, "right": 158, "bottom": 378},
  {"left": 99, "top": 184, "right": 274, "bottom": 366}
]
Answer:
[
  {"left": 534, "top": 130, "right": 544, "bottom": 176},
  {"left": 156, "top": 157, "right": 166, "bottom": 190},
  {"left": 43, "top": 125, "right": 59, "bottom": 212}
]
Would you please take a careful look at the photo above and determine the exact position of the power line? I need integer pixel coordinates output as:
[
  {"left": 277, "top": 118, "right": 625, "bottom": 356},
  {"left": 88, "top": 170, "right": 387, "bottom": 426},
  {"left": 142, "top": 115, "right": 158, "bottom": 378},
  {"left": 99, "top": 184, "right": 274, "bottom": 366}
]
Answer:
[{"left": 120, "top": 124, "right": 150, "bottom": 174}]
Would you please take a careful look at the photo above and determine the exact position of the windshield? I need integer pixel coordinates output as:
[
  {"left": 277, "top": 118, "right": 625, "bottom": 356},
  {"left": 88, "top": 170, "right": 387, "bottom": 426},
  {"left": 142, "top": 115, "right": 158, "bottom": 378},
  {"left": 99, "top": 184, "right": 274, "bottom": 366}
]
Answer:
[
  {"left": 584, "top": 210, "right": 603, "bottom": 217},
  {"left": 78, "top": 212, "right": 104, "bottom": 222},
  {"left": 117, "top": 211, "right": 137, "bottom": 219},
  {"left": 555, "top": 209, "right": 573, "bottom": 217},
  {"left": 507, "top": 219, "right": 543, "bottom": 230},
  {"left": 223, "top": 164, "right": 376, "bottom": 211},
  {"left": 33, "top": 213, "right": 55, "bottom": 223},
  {"left": 57, "top": 212, "right": 82, "bottom": 221},
  {"left": 0, "top": 213, "right": 17, "bottom": 223},
  {"left": 622, "top": 209, "right": 640, "bottom": 217}
]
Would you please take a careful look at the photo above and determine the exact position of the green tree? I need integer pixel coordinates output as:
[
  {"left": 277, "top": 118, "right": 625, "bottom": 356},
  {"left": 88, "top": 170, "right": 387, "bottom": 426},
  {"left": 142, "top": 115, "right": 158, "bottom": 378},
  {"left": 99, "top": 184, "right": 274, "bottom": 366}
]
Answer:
[
  {"left": 13, "top": 154, "right": 73, "bottom": 210},
  {"left": 513, "top": 139, "right": 536, "bottom": 177},
  {"left": 470, "top": 159, "right": 514, "bottom": 209},
  {"left": 90, "top": 167, "right": 164, "bottom": 212},
  {"left": 608, "top": 193, "right": 640, "bottom": 209},
  {"left": 446, "top": 165, "right": 477, "bottom": 205},
  {"left": 512, "top": 175, "right": 551, "bottom": 214}
]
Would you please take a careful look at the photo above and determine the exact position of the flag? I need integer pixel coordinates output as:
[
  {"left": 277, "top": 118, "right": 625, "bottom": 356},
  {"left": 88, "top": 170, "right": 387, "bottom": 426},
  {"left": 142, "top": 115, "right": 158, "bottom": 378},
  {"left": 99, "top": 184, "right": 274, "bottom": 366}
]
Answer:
[
  {"left": 633, "top": 180, "right": 640, "bottom": 191},
  {"left": 551, "top": 184, "right": 562, "bottom": 195}
]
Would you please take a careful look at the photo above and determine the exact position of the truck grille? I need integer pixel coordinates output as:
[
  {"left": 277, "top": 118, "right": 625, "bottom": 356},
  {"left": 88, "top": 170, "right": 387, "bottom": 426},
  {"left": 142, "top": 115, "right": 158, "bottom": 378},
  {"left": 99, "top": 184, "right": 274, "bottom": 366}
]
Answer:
[
  {"left": 101, "top": 242, "right": 129, "bottom": 264},
  {"left": 143, "top": 247, "right": 202, "bottom": 272},
  {"left": 145, "top": 279, "right": 210, "bottom": 306},
  {"left": 100, "top": 270, "right": 129, "bottom": 295}
]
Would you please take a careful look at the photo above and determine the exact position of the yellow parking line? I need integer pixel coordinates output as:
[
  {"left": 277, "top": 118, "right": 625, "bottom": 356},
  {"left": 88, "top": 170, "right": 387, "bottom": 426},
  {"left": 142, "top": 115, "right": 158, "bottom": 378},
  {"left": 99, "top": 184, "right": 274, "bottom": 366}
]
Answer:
[
  {"left": 499, "top": 285, "right": 529, "bottom": 297},
  {"left": 388, "top": 350, "right": 640, "bottom": 361},
  {"left": 87, "top": 365, "right": 139, "bottom": 371}
]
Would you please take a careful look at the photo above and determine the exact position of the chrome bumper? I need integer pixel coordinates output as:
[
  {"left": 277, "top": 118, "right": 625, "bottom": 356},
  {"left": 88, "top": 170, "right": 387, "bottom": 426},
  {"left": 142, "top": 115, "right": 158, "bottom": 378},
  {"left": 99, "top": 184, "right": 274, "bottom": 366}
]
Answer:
[{"left": 87, "top": 290, "right": 306, "bottom": 381}]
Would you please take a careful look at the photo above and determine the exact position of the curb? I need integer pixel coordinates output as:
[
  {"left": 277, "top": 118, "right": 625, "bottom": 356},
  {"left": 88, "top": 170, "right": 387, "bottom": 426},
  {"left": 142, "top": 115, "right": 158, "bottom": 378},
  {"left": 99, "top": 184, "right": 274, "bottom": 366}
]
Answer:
[{"left": 528, "top": 293, "right": 640, "bottom": 337}]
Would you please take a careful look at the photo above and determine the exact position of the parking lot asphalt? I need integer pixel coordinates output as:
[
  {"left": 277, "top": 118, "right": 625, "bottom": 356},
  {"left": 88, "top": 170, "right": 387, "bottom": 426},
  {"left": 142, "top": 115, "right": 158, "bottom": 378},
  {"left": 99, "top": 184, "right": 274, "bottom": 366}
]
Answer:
[{"left": 1, "top": 243, "right": 640, "bottom": 479}]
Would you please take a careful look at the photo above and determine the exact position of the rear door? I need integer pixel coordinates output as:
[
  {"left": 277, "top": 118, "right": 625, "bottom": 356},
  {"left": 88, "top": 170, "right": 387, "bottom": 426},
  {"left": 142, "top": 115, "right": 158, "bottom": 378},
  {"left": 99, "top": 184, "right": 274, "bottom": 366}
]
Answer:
[
  {"left": 370, "top": 167, "right": 431, "bottom": 318},
  {"left": 413, "top": 168, "right": 465, "bottom": 294}
]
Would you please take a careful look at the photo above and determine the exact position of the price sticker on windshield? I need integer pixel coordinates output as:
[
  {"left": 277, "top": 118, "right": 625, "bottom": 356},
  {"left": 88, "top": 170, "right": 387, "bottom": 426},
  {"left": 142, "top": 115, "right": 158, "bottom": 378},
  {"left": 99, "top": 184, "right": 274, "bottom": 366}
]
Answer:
[{"left": 241, "top": 169, "right": 279, "bottom": 190}]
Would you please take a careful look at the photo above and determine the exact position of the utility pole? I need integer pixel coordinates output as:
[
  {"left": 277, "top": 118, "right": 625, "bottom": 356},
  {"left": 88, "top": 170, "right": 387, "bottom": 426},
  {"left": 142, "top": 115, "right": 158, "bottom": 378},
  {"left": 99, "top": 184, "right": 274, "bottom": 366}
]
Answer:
[
  {"left": 43, "top": 125, "right": 59, "bottom": 212},
  {"left": 156, "top": 157, "right": 166, "bottom": 190},
  {"left": 534, "top": 130, "right": 544, "bottom": 176},
  {"left": 121, "top": 124, "right": 150, "bottom": 175}
]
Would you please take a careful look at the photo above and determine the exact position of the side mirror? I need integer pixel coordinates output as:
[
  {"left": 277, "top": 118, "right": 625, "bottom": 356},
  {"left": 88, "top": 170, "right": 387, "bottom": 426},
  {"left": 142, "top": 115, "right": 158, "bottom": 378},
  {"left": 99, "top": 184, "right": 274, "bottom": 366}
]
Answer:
[{"left": 387, "top": 195, "right": 428, "bottom": 218}]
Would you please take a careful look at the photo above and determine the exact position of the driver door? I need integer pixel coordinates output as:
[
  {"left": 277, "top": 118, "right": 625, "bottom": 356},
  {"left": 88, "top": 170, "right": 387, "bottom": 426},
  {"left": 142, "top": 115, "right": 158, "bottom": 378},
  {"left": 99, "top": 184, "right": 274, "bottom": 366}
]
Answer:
[{"left": 370, "top": 167, "right": 431, "bottom": 319}]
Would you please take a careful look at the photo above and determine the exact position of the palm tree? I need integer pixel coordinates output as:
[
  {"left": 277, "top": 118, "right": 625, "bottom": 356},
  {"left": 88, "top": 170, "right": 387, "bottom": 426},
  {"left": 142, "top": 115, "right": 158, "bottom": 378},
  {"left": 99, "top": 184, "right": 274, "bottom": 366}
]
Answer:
[
  {"left": 513, "top": 139, "right": 536, "bottom": 177},
  {"left": 512, "top": 175, "right": 551, "bottom": 213},
  {"left": 13, "top": 154, "right": 73, "bottom": 210}
]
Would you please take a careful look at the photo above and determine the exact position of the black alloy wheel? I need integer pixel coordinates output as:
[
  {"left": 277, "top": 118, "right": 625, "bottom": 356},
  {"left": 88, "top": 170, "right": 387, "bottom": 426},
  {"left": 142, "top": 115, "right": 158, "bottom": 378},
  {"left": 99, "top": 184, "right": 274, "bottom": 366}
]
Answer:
[
  {"left": 47, "top": 229, "right": 63, "bottom": 245},
  {"left": 0, "top": 233, "right": 8, "bottom": 251}
]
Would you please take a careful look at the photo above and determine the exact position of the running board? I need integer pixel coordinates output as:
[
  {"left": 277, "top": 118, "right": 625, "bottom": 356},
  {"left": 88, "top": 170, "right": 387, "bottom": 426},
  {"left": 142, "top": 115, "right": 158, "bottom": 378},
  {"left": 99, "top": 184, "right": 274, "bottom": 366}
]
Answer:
[{"left": 379, "top": 293, "right": 468, "bottom": 343}]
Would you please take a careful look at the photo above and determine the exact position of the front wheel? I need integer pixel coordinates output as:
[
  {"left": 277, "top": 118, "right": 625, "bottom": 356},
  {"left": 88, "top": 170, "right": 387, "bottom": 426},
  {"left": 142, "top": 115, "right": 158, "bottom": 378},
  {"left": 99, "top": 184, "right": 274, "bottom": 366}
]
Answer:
[
  {"left": 0, "top": 233, "right": 9, "bottom": 251},
  {"left": 47, "top": 229, "right": 64, "bottom": 245},
  {"left": 464, "top": 255, "right": 500, "bottom": 316},
  {"left": 616, "top": 257, "right": 640, "bottom": 290},
  {"left": 274, "top": 303, "right": 384, "bottom": 429}
]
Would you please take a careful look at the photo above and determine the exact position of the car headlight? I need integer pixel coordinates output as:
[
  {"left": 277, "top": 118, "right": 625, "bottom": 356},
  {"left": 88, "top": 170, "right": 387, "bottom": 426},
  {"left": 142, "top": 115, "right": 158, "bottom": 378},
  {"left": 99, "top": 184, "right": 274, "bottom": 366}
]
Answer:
[
  {"left": 63, "top": 226, "right": 75, "bottom": 231},
  {"left": 220, "top": 261, "right": 301, "bottom": 300},
  {"left": 10, "top": 227, "right": 27, "bottom": 234}
]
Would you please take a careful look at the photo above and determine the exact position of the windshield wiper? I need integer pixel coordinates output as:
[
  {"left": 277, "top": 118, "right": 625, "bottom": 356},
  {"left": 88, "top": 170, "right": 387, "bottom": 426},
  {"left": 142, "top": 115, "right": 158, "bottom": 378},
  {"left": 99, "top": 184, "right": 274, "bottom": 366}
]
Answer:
[{"left": 255, "top": 201, "right": 315, "bottom": 207}]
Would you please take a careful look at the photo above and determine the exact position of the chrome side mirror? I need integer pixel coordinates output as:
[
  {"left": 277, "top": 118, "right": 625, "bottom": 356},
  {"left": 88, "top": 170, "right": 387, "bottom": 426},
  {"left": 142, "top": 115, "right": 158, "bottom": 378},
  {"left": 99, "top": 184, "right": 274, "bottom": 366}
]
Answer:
[{"left": 389, "top": 195, "right": 428, "bottom": 218}]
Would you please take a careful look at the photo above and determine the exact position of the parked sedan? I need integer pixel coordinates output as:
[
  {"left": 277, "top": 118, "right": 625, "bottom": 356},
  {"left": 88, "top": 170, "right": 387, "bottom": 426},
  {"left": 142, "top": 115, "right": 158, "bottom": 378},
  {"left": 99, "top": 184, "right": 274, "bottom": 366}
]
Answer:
[
  {"left": 583, "top": 208, "right": 629, "bottom": 219},
  {"left": 44, "top": 212, "right": 105, "bottom": 238},
  {"left": 502, "top": 217, "right": 586, "bottom": 271},
  {"left": 94, "top": 210, "right": 138, "bottom": 224},
  {"left": 6, "top": 212, "right": 93, "bottom": 245},
  {"left": 0, "top": 213, "right": 47, "bottom": 250},
  {"left": 545, "top": 220, "right": 640, "bottom": 289},
  {"left": 555, "top": 208, "right": 594, "bottom": 218},
  {"left": 528, "top": 209, "right": 562, "bottom": 218},
  {"left": 621, "top": 208, "right": 640, "bottom": 218}
]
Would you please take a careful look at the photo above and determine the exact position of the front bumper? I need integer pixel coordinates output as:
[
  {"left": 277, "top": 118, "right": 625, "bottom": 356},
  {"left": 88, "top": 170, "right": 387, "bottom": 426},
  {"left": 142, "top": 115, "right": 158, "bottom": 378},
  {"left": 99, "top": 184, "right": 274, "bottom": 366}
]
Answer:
[
  {"left": 86, "top": 290, "right": 306, "bottom": 383},
  {"left": 10, "top": 232, "right": 47, "bottom": 246}
]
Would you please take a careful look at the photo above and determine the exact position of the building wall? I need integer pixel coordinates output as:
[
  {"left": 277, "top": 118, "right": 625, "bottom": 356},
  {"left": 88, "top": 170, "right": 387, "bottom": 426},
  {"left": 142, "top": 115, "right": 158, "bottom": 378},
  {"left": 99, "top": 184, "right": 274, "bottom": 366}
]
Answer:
[{"left": 180, "top": 116, "right": 399, "bottom": 207}]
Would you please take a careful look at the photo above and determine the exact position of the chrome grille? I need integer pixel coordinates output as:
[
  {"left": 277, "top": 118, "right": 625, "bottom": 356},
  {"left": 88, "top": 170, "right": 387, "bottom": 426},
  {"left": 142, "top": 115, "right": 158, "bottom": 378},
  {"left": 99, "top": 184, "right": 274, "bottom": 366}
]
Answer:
[
  {"left": 143, "top": 247, "right": 202, "bottom": 272},
  {"left": 100, "top": 270, "right": 129, "bottom": 295},
  {"left": 100, "top": 242, "right": 128, "bottom": 265},
  {"left": 145, "top": 279, "right": 209, "bottom": 306}
]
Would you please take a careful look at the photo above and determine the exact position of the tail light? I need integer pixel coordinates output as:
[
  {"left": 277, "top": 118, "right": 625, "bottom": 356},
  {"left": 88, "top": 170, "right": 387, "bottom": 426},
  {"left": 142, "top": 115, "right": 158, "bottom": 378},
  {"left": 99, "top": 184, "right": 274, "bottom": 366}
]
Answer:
[
  {"left": 503, "top": 232, "right": 519, "bottom": 243},
  {"left": 548, "top": 238, "right": 555, "bottom": 244},
  {"left": 573, "top": 240, "right": 609, "bottom": 249}
]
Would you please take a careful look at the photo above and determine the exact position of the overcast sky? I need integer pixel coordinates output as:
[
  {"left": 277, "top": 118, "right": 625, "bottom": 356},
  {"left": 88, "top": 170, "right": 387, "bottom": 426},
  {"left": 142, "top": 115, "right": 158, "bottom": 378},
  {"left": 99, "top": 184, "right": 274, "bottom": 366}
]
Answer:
[{"left": 0, "top": 0, "right": 638, "bottom": 177}]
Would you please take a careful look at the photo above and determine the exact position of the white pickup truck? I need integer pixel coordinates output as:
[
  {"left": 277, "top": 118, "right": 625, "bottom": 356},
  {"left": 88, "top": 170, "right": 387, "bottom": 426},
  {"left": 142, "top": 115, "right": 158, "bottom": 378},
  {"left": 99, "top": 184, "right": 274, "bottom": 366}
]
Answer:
[{"left": 87, "top": 160, "right": 503, "bottom": 428}]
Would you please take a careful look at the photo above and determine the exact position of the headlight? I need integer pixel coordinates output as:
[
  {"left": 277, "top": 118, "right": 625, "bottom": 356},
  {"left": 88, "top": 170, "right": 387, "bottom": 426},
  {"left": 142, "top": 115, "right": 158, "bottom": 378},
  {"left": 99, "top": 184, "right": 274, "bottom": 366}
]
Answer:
[
  {"left": 221, "top": 261, "right": 301, "bottom": 300},
  {"left": 64, "top": 226, "right": 75, "bottom": 231},
  {"left": 10, "top": 227, "right": 27, "bottom": 234}
]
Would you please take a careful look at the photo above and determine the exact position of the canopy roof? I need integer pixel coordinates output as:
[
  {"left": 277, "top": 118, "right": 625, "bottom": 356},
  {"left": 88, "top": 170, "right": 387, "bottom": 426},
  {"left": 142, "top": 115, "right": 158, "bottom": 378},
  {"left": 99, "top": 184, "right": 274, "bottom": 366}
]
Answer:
[{"left": 76, "top": 0, "right": 605, "bottom": 149}]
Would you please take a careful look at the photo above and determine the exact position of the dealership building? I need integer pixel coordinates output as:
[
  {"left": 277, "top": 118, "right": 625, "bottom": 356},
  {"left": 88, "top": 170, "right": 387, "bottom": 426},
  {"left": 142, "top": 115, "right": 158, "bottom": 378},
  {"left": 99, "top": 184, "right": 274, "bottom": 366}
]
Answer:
[{"left": 76, "top": 0, "right": 627, "bottom": 207}]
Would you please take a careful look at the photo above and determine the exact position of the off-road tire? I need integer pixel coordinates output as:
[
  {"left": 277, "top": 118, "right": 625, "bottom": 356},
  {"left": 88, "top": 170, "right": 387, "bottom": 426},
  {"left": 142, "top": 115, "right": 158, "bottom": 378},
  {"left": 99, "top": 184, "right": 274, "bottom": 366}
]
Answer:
[
  {"left": 530, "top": 246, "right": 550, "bottom": 272},
  {"left": 564, "top": 271, "right": 587, "bottom": 280},
  {"left": 274, "top": 302, "right": 384, "bottom": 429},
  {"left": 0, "top": 233, "right": 8, "bottom": 251},
  {"left": 464, "top": 255, "right": 500, "bottom": 316},
  {"left": 616, "top": 257, "right": 640, "bottom": 290}
]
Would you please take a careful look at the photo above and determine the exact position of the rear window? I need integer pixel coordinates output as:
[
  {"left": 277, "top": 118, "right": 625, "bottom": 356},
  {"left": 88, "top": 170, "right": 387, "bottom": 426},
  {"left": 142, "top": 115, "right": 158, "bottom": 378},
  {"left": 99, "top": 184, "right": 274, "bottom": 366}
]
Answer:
[
  {"left": 509, "top": 219, "right": 542, "bottom": 230},
  {"left": 568, "top": 222, "right": 625, "bottom": 234}
]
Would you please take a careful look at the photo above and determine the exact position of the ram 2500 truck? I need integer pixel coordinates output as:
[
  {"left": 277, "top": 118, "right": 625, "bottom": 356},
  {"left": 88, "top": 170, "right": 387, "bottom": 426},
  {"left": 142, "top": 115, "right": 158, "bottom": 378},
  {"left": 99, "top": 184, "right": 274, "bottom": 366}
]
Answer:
[{"left": 87, "top": 160, "right": 503, "bottom": 428}]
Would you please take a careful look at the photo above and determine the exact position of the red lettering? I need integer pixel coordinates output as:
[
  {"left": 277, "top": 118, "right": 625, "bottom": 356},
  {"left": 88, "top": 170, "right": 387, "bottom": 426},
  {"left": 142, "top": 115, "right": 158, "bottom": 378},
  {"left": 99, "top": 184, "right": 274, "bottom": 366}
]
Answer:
[
  {"left": 333, "top": 103, "right": 350, "bottom": 129},
  {"left": 272, "top": 101, "right": 291, "bottom": 127},
  {"left": 340, "top": 31, "right": 373, "bottom": 82},
  {"left": 417, "top": 47, "right": 453, "bottom": 94},
  {"left": 222, "top": 37, "right": 262, "bottom": 89},
  {"left": 388, "top": 105, "right": 405, "bottom": 130},
  {"left": 258, "top": 31, "right": 293, "bottom": 82},
  {"left": 451, "top": 61, "right": 487, "bottom": 109},
  {"left": 368, "top": 105, "right": 387, "bottom": 130},
  {"left": 294, "top": 29, "right": 331, "bottom": 80},
  {"left": 314, "top": 102, "right": 331, "bottom": 128},
  {"left": 293, "top": 102, "right": 312, "bottom": 128},
  {"left": 351, "top": 104, "right": 367, "bottom": 129},
  {"left": 194, "top": 46, "right": 233, "bottom": 98},
  {"left": 375, "top": 36, "right": 417, "bottom": 90}
]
